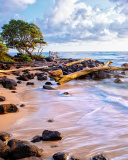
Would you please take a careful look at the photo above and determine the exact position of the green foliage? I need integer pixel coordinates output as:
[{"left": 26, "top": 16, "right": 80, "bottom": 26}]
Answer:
[
  {"left": 32, "top": 53, "right": 46, "bottom": 59},
  {"left": 15, "top": 53, "right": 32, "bottom": 62},
  {"left": 0, "top": 56, "right": 15, "bottom": 62},
  {"left": 1, "top": 19, "right": 47, "bottom": 58}
]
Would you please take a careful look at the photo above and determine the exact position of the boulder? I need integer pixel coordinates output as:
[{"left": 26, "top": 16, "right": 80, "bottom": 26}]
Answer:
[
  {"left": 0, "top": 104, "right": 18, "bottom": 114},
  {"left": 43, "top": 85, "right": 56, "bottom": 90},
  {"left": 2, "top": 79, "right": 17, "bottom": 89},
  {"left": 0, "top": 133, "right": 11, "bottom": 141},
  {"left": 0, "top": 140, "right": 10, "bottom": 159},
  {"left": 31, "top": 135, "right": 42, "bottom": 143},
  {"left": 11, "top": 143, "right": 43, "bottom": 159},
  {"left": 42, "top": 130, "right": 62, "bottom": 141},
  {"left": 8, "top": 139, "right": 30, "bottom": 150},
  {"left": 92, "top": 154, "right": 108, "bottom": 160},
  {"left": 0, "top": 96, "right": 6, "bottom": 102},
  {"left": 53, "top": 152, "right": 68, "bottom": 160},
  {"left": 91, "top": 71, "right": 111, "bottom": 80}
]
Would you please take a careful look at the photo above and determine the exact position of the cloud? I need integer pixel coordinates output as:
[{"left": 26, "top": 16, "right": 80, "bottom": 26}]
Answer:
[
  {"left": 0, "top": 0, "right": 36, "bottom": 16},
  {"left": 35, "top": 0, "right": 123, "bottom": 44}
]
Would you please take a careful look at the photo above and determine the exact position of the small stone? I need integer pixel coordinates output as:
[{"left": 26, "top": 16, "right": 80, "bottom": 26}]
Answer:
[
  {"left": 51, "top": 145, "right": 58, "bottom": 148},
  {"left": 53, "top": 152, "right": 68, "bottom": 160},
  {"left": 47, "top": 119, "right": 54, "bottom": 122},
  {"left": 31, "top": 135, "right": 42, "bottom": 143},
  {"left": 20, "top": 104, "right": 25, "bottom": 107},
  {"left": 63, "top": 92, "right": 69, "bottom": 95},
  {"left": 0, "top": 96, "right": 6, "bottom": 102},
  {"left": 26, "top": 82, "right": 34, "bottom": 85},
  {"left": 92, "top": 154, "right": 108, "bottom": 160},
  {"left": 17, "top": 80, "right": 22, "bottom": 84},
  {"left": 0, "top": 104, "right": 18, "bottom": 114},
  {"left": 11, "top": 91, "right": 17, "bottom": 93},
  {"left": 43, "top": 85, "right": 56, "bottom": 90},
  {"left": 114, "top": 78, "right": 122, "bottom": 83},
  {"left": 121, "top": 71, "right": 127, "bottom": 75},
  {"left": 0, "top": 132, "right": 11, "bottom": 141},
  {"left": 42, "top": 130, "right": 62, "bottom": 141},
  {"left": 9, "top": 86, "right": 16, "bottom": 90}
]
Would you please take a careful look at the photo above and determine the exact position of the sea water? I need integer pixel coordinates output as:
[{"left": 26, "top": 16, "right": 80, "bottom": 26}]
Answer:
[{"left": 7, "top": 51, "right": 128, "bottom": 160}]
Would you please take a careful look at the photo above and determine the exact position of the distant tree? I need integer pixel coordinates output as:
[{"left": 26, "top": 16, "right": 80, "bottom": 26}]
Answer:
[{"left": 1, "top": 19, "right": 47, "bottom": 58}]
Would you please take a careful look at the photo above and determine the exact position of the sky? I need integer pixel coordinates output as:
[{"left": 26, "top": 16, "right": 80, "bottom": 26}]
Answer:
[{"left": 0, "top": 0, "right": 128, "bottom": 52}]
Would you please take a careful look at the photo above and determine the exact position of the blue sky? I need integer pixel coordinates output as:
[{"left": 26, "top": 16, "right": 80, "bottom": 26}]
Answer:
[{"left": 0, "top": 0, "right": 128, "bottom": 52}]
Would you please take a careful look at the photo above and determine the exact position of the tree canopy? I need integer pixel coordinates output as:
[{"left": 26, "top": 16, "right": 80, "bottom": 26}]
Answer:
[
  {"left": 0, "top": 37, "right": 9, "bottom": 56},
  {"left": 1, "top": 19, "right": 47, "bottom": 58}
]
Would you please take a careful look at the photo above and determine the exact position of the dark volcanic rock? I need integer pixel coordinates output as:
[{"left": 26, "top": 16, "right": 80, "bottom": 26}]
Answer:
[
  {"left": 11, "top": 91, "right": 17, "bottom": 93},
  {"left": 17, "top": 80, "right": 22, "bottom": 84},
  {"left": 42, "top": 130, "right": 62, "bottom": 141},
  {"left": 9, "top": 86, "right": 16, "bottom": 90},
  {"left": 0, "top": 104, "right": 18, "bottom": 114},
  {"left": 31, "top": 135, "right": 42, "bottom": 143},
  {"left": 91, "top": 71, "right": 111, "bottom": 80},
  {"left": 45, "top": 57, "right": 54, "bottom": 62},
  {"left": 0, "top": 140, "right": 10, "bottom": 159},
  {"left": 70, "top": 156, "right": 80, "bottom": 160},
  {"left": 43, "top": 85, "right": 56, "bottom": 90},
  {"left": 8, "top": 139, "right": 30, "bottom": 150},
  {"left": 45, "top": 81, "right": 53, "bottom": 85},
  {"left": 53, "top": 152, "right": 68, "bottom": 160},
  {"left": 20, "top": 104, "right": 25, "bottom": 107},
  {"left": 0, "top": 132, "right": 11, "bottom": 141},
  {"left": 47, "top": 119, "right": 54, "bottom": 122},
  {"left": 63, "top": 92, "right": 69, "bottom": 95},
  {"left": 114, "top": 78, "right": 122, "bottom": 83},
  {"left": 122, "top": 63, "right": 128, "bottom": 67},
  {"left": 11, "top": 143, "right": 43, "bottom": 159},
  {"left": 92, "top": 154, "right": 108, "bottom": 160},
  {"left": 2, "top": 79, "right": 17, "bottom": 89},
  {"left": 18, "top": 157, "right": 43, "bottom": 160},
  {"left": 26, "top": 82, "right": 34, "bottom": 85},
  {"left": 37, "top": 75, "right": 47, "bottom": 81},
  {"left": 17, "top": 73, "right": 35, "bottom": 81},
  {"left": 0, "top": 96, "right": 6, "bottom": 102},
  {"left": 121, "top": 71, "right": 127, "bottom": 75}
]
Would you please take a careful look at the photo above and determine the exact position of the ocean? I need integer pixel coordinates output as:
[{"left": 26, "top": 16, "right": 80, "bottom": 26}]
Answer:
[{"left": 8, "top": 51, "right": 128, "bottom": 160}]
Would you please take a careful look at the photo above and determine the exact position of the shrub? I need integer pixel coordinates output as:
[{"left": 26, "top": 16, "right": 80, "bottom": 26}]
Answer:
[
  {"left": 32, "top": 53, "right": 45, "bottom": 59},
  {"left": 15, "top": 53, "right": 32, "bottom": 62},
  {"left": 0, "top": 56, "right": 15, "bottom": 62}
]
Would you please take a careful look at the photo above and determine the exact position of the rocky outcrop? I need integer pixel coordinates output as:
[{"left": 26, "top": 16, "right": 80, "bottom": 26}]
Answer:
[
  {"left": 0, "top": 104, "right": 18, "bottom": 114},
  {"left": 11, "top": 143, "right": 43, "bottom": 159},
  {"left": 42, "top": 130, "right": 62, "bottom": 141},
  {"left": 0, "top": 140, "right": 10, "bottom": 159}
]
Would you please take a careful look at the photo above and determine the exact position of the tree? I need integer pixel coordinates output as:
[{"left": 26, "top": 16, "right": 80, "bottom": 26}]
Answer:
[
  {"left": 0, "top": 37, "right": 9, "bottom": 57},
  {"left": 1, "top": 19, "right": 47, "bottom": 58}
]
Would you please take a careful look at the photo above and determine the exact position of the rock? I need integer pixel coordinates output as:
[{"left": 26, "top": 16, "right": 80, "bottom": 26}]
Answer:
[
  {"left": 114, "top": 74, "right": 124, "bottom": 78},
  {"left": 43, "top": 85, "right": 56, "bottom": 90},
  {"left": 11, "top": 143, "right": 43, "bottom": 159},
  {"left": 2, "top": 79, "right": 17, "bottom": 89},
  {"left": 121, "top": 71, "right": 127, "bottom": 75},
  {"left": 91, "top": 71, "right": 111, "bottom": 80},
  {"left": 53, "top": 152, "right": 68, "bottom": 160},
  {"left": 17, "top": 74, "right": 35, "bottom": 81},
  {"left": 11, "top": 91, "right": 17, "bottom": 93},
  {"left": 47, "top": 119, "right": 54, "bottom": 122},
  {"left": 26, "top": 82, "right": 34, "bottom": 85},
  {"left": 12, "top": 71, "right": 20, "bottom": 76},
  {"left": 0, "top": 104, "right": 18, "bottom": 114},
  {"left": 42, "top": 130, "right": 62, "bottom": 141},
  {"left": 51, "top": 145, "right": 58, "bottom": 148},
  {"left": 31, "top": 135, "right": 42, "bottom": 143},
  {"left": 0, "top": 140, "right": 10, "bottom": 159},
  {"left": 45, "top": 57, "right": 54, "bottom": 62},
  {"left": 8, "top": 139, "right": 30, "bottom": 150},
  {"left": 122, "top": 63, "right": 128, "bottom": 67},
  {"left": 92, "top": 154, "right": 108, "bottom": 160},
  {"left": 0, "top": 96, "right": 6, "bottom": 102},
  {"left": 37, "top": 75, "right": 47, "bottom": 81},
  {"left": 114, "top": 78, "right": 122, "bottom": 83},
  {"left": 18, "top": 157, "right": 43, "bottom": 160},
  {"left": 63, "top": 92, "right": 69, "bottom": 95},
  {"left": 17, "top": 80, "right": 22, "bottom": 84},
  {"left": 45, "top": 82, "right": 53, "bottom": 85},
  {"left": 70, "top": 156, "right": 80, "bottom": 160},
  {"left": 20, "top": 104, "right": 25, "bottom": 107},
  {"left": 9, "top": 86, "right": 16, "bottom": 90},
  {"left": 0, "top": 133, "right": 11, "bottom": 141}
]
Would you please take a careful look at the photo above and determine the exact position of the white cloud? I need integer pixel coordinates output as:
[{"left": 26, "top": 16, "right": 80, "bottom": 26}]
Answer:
[{"left": 0, "top": 0, "right": 36, "bottom": 15}]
